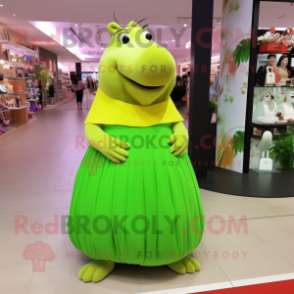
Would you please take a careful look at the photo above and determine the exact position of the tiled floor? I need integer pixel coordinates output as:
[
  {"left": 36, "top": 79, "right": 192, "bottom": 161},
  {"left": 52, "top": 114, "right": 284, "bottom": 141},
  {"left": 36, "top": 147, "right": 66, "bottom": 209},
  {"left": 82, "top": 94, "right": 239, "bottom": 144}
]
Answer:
[{"left": 0, "top": 99, "right": 294, "bottom": 294}]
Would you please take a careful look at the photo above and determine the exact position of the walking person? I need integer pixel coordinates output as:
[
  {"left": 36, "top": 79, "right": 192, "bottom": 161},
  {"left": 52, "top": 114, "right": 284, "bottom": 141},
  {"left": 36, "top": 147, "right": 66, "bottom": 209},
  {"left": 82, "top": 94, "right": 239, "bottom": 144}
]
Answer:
[{"left": 73, "top": 75, "right": 85, "bottom": 111}]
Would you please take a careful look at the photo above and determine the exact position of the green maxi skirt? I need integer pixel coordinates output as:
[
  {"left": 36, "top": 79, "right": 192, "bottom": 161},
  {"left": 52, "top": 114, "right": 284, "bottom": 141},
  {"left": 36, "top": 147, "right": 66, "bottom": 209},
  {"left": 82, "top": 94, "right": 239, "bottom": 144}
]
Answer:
[{"left": 69, "top": 124, "right": 204, "bottom": 266}]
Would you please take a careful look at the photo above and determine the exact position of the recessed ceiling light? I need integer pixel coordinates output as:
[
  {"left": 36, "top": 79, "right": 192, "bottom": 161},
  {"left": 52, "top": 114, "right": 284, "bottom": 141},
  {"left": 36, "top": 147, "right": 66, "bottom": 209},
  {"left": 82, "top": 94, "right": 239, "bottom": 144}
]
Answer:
[
  {"left": 172, "top": 39, "right": 175, "bottom": 41},
  {"left": 13, "top": 14, "right": 16, "bottom": 16},
  {"left": 183, "top": 23, "right": 187, "bottom": 27},
  {"left": 0, "top": 5, "right": 3, "bottom": 7}
]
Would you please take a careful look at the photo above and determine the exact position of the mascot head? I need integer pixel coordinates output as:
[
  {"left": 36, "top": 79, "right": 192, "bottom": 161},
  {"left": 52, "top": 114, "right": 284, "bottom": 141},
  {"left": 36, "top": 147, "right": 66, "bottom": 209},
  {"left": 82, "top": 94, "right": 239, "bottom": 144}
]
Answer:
[{"left": 98, "top": 19, "right": 176, "bottom": 106}]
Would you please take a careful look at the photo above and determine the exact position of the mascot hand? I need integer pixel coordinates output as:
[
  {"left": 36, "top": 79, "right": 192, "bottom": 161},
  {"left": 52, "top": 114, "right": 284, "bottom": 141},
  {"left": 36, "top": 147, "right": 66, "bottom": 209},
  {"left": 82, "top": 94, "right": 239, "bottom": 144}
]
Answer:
[
  {"left": 168, "top": 122, "right": 188, "bottom": 157},
  {"left": 85, "top": 124, "right": 130, "bottom": 164}
]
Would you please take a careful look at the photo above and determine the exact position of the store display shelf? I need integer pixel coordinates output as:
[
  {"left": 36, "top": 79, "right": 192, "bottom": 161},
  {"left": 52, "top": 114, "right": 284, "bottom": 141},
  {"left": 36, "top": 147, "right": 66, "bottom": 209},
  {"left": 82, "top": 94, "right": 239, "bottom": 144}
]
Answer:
[
  {"left": 0, "top": 106, "right": 28, "bottom": 111},
  {"left": 252, "top": 122, "right": 294, "bottom": 127},
  {"left": 258, "top": 52, "right": 291, "bottom": 55},
  {"left": 8, "top": 106, "right": 27, "bottom": 110},
  {"left": 255, "top": 86, "right": 294, "bottom": 88},
  {"left": 2, "top": 43, "right": 36, "bottom": 56},
  {"left": 252, "top": 134, "right": 282, "bottom": 140},
  {"left": 1, "top": 60, "right": 33, "bottom": 67},
  {"left": 4, "top": 92, "right": 26, "bottom": 95},
  {"left": 4, "top": 77, "right": 29, "bottom": 80}
]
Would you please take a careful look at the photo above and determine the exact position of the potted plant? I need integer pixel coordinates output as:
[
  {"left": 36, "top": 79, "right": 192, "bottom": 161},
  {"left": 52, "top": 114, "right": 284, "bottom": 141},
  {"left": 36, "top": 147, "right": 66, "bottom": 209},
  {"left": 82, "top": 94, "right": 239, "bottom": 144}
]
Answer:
[
  {"left": 269, "top": 133, "right": 294, "bottom": 171},
  {"left": 32, "top": 65, "right": 50, "bottom": 108},
  {"left": 48, "top": 84, "right": 56, "bottom": 105}
]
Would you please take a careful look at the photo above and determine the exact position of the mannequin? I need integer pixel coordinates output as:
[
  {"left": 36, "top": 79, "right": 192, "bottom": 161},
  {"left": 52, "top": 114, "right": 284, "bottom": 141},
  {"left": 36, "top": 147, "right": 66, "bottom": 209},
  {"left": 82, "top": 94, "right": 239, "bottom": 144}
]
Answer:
[
  {"left": 256, "top": 54, "right": 281, "bottom": 86},
  {"left": 281, "top": 89, "right": 294, "bottom": 121},
  {"left": 253, "top": 89, "right": 278, "bottom": 124},
  {"left": 68, "top": 20, "right": 204, "bottom": 283},
  {"left": 276, "top": 55, "right": 291, "bottom": 86}
]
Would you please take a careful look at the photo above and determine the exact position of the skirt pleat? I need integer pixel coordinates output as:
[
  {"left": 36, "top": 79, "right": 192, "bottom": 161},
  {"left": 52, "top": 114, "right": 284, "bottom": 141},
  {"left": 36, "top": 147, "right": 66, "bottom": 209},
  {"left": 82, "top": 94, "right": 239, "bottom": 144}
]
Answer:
[{"left": 69, "top": 124, "right": 204, "bottom": 266}]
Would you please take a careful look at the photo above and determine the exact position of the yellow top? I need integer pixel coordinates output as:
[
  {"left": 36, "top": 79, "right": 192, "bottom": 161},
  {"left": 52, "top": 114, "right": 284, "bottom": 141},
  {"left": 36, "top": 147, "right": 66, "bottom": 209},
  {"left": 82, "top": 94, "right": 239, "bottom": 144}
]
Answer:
[{"left": 84, "top": 88, "right": 184, "bottom": 127}]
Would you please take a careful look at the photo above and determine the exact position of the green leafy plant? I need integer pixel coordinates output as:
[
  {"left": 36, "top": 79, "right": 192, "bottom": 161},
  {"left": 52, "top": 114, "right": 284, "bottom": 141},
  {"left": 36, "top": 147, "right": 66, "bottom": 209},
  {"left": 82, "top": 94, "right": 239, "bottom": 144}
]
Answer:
[
  {"left": 269, "top": 134, "right": 294, "bottom": 171},
  {"left": 34, "top": 65, "right": 50, "bottom": 87},
  {"left": 229, "top": 3, "right": 239, "bottom": 12},
  {"left": 217, "top": 114, "right": 224, "bottom": 124},
  {"left": 231, "top": 131, "right": 245, "bottom": 154},
  {"left": 44, "top": 89, "right": 49, "bottom": 99},
  {"left": 224, "top": 94, "right": 234, "bottom": 103},
  {"left": 34, "top": 65, "right": 51, "bottom": 105},
  {"left": 233, "top": 39, "right": 251, "bottom": 67},
  {"left": 209, "top": 99, "right": 218, "bottom": 113}
]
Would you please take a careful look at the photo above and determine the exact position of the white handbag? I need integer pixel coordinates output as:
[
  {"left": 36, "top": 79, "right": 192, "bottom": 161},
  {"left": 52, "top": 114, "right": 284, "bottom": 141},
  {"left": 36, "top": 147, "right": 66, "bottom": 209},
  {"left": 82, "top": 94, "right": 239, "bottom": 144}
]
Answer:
[
  {"left": 259, "top": 150, "right": 273, "bottom": 171},
  {"left": 265, "top": 66, "right": 276, "bottom": 85}
]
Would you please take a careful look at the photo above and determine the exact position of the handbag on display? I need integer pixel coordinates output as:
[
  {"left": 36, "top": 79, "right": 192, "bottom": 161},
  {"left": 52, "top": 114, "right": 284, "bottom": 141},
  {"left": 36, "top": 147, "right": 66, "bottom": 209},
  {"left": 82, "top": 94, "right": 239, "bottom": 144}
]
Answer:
[
  {"left": 13, "top": 85, "right": 19, "bottom": 93},
  {"left": 265, "top": 66, "right": 276, "bottom": 85},
  {"left": 15, "top": 97, "right": 21, "bottom": 108},
  {"left": 0, "top": 99, "right": 8, "bottom": 110},
  {"left": 7, "top": 98, "right": 16, "bottom": 108},
  {"left": 259, "top": 150, "right": 273, "bottom": 171},
  {"left": 6, "top": 84, "right": 13, "bottom": 93}
]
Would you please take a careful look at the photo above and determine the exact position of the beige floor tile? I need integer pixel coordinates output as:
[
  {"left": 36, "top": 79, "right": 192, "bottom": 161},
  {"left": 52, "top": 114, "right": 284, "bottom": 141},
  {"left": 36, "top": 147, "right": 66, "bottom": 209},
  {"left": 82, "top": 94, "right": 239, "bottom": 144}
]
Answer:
[{"left": 0, "top": 263, "right": 33, "bottom": 294}]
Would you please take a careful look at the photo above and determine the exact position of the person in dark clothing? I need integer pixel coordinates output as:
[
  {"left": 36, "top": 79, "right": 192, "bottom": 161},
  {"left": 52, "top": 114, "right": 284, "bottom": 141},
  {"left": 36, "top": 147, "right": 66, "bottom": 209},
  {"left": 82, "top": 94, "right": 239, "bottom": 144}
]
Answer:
[
  {"left": 256, "top": 54, "right": 280, "bottom": 86},
  {"left": 73, "top": 76, "right": 85, "bottom": 111}
]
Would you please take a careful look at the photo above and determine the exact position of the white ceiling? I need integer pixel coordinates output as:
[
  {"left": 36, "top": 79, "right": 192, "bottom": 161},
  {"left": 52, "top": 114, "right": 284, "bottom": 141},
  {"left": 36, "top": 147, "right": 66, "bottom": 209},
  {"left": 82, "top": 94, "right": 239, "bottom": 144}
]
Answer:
[
  {"left": 0, "top": 0, "right": 223, "bottom": 63},
  {"left": 2, "top": 1, "right": 294, "bottom": 64},
  {"left": 259, "top": 1, "right": 294, "bottom": 28}
]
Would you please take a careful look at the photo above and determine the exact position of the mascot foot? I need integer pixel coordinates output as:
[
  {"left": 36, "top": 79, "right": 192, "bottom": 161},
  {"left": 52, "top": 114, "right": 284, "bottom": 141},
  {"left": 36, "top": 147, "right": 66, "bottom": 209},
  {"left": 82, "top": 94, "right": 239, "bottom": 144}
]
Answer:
[
  {"left": 78, "top": 260, "right": 115, "bottom": 282},
  {"left": 167, "top": 256, "right": 201, "bottom": 274}
]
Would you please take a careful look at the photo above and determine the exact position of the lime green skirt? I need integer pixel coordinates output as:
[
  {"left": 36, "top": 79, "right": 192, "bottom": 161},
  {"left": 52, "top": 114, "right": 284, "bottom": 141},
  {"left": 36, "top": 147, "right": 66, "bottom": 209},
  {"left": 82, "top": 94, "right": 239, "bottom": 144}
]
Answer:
[{"left": 69, "top": 124, "right": 204, "bottom": 266}]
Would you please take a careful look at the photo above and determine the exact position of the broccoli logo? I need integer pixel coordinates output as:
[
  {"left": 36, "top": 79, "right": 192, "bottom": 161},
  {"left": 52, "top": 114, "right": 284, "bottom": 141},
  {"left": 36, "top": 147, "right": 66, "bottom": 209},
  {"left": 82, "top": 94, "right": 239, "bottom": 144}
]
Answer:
[
  {"left": 81, "top": 153, "right": 104, "bottom": 175},
  {"left": 23, "top": 241, "right": 55, "bottom": 272}
]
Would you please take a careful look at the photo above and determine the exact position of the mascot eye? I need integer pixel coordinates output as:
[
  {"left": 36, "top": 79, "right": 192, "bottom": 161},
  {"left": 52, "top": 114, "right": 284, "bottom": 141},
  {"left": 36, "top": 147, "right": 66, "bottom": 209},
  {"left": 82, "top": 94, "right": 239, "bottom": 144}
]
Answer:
[
  {"left": 119, "top": 33, "right": 130, "bottom": 44},
  {"left": 143, "top": 31, "right": 152, "bottom": 41}
]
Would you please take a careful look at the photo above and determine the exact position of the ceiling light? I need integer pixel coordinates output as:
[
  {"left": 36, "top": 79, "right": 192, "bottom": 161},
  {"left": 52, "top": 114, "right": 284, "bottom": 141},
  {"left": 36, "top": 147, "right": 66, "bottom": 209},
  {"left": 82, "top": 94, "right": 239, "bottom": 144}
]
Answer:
[
  {"left": 172, "top": 39, "right": 175, "bottom": 42},
  {"left": 183, "top": 23, "right": 187, "bottom": 27},
  {"left": 75, "top": 24, "right": 78, "bottom": 27},
  {"left": 186, "top": 41, "right": 191, "bottom": 49},
  {"left": 0, "top": 5, "right": 3, "bottom": 7},
  {"left": 13, "top": 14, "right": 16, "bottom": 16}
]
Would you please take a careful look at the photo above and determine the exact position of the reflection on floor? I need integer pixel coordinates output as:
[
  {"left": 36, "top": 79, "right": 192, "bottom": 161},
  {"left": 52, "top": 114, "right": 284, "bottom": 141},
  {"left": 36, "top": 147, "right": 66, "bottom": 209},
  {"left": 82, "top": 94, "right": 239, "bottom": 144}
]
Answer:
[{"left": 0, "top": 100, "right": 293, "bottom": 294}]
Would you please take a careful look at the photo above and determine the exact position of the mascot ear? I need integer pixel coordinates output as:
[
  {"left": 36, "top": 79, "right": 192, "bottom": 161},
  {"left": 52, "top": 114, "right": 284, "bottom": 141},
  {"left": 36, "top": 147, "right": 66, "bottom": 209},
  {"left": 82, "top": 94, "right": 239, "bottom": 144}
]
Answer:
[
  {"left": 108, "top": 22, "right": 122, "bottom": 35},
  {"left": 127, "top": 21, "right": 139, "bottom": 28}
]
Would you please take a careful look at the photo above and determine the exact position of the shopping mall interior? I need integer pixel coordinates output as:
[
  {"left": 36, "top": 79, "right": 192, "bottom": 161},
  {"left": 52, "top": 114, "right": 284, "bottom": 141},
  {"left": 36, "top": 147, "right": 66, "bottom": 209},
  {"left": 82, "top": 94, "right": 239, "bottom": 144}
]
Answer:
[{"left": 1, "top": 0, "right": 294, "bottom": 293}]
